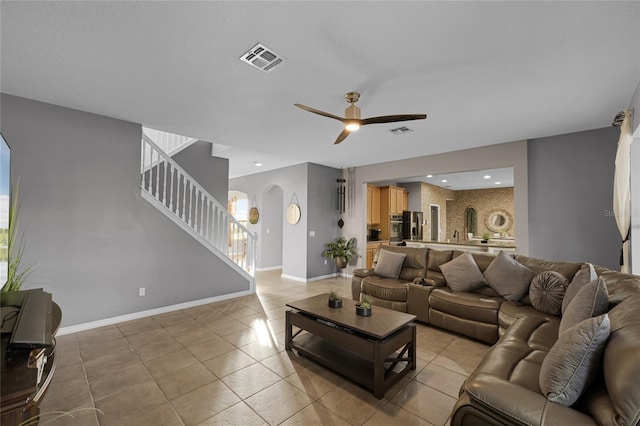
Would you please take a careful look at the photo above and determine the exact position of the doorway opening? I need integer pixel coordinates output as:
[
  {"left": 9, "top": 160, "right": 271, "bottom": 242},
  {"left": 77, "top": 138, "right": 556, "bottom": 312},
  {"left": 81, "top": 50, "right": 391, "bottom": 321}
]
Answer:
[{"left": 430, "top": 204, "right": 440, "bottom": 241}]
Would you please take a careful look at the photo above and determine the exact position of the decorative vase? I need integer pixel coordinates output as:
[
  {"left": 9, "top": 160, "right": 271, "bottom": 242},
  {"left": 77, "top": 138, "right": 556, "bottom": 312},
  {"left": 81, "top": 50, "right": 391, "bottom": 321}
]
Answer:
[
  {"left": 356, "top": 305, "right": 372, "bottom": 317},
  {"left": 328, "top": 299, "right": 342, "bottom": 308},
  {"left": 335, "top": 257, "right": 348, "bottom": 269}
]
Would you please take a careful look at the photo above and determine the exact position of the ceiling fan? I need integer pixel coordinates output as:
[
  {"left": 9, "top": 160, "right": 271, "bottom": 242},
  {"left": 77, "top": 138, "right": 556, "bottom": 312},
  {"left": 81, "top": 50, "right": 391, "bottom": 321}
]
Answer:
[{"left": 294, "top": 92, "right": 427, "bottom": 145}]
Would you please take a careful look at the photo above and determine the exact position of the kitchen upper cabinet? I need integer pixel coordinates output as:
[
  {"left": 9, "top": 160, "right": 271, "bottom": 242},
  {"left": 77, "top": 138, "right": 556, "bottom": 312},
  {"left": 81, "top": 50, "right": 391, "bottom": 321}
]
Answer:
[
  {"left": 381, "top": 186, "right": 408, "bottom": 215},
  {"left": 367, "top": 185, "right": 381, "bottom": 225}
]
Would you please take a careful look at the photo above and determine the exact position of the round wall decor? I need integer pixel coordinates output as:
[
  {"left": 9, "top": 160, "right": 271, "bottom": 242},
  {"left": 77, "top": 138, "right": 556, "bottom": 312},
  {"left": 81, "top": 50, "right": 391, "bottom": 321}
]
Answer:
[
  {"left": 287, "top": 203, "right": 301, "bottom": 225},
  {"left": 249, "top": 207, "right": 260, "bottom": 224}
]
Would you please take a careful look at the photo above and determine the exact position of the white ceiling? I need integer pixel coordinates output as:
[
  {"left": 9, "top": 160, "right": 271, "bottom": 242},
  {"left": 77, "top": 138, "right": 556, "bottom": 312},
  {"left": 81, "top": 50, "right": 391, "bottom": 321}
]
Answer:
[
  {"left": 1, "top": 1, "right": 639, "bottom": 179},
  {"left": 385, "top": 167, "right": 515, "bottom": 191}
]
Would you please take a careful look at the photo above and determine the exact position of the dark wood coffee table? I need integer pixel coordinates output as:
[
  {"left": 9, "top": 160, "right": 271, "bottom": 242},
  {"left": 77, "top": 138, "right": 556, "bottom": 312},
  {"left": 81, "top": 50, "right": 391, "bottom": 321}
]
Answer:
[{"left": 285, "top": 294, "right": 416, "bottom": 399}]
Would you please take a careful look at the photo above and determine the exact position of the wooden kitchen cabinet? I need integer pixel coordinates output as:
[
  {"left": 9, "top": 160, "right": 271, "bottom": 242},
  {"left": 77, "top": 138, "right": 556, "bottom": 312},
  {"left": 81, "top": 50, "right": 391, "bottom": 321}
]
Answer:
[
  {"left": 367, "top": 185, "right": 381, "bottom": 225},
  {"left": 381, "top": 186, "right": 408, "bottom": 215},
  {"left": 365, "top": 241, "right": 388, "bottom": 269}
]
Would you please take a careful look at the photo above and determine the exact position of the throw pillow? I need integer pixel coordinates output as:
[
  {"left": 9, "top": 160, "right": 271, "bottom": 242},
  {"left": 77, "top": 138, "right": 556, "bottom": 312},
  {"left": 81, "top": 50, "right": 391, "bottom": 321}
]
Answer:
[
  {"left": 483, "top": 251, "right": 536, "bottom": 301},
  {"left": 539, "top": 314, "right": 610, "bottom": 406},
  {"left": 559, "top": 276, "right": 609, "bottom": 335},
  {"left": 374, "top": 249, "right": 406, "bottom": 279},
  {"left": 439, "top": 251, "right": 485, "bottom": 292},
  {"left": 562, "top": 263, "right": 597, "bottom": 315},
  {"left": 529, "top": 271, "right": 568, "bottom": 315}
]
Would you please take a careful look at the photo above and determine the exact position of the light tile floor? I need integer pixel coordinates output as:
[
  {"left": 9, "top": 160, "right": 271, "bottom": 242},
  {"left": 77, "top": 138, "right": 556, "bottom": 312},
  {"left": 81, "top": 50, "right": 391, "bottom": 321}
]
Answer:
[{"left": 39, "top": 270, "right": 489, "bottom": 425}]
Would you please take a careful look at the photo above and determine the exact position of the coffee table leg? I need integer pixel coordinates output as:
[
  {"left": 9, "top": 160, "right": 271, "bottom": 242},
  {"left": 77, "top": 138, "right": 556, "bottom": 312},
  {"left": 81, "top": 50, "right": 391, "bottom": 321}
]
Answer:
[
  {"left": 285, "top": 310, "right": 292, "bottom": 351},
  {"left": 373, "top": 343, "right": 384, "bottom": 399},
  {"left": 411, "top": 324, "right": 416, "bottom": 370}
]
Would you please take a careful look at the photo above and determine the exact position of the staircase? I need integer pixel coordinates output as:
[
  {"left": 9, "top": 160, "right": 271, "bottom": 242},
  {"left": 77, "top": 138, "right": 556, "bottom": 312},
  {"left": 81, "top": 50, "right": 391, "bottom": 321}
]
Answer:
[
  {"left": 140, "top": 131, "right": 256, "bottom": 288},
  {"left": 142, "top": 127, "right": 198, "bottom": 157}
]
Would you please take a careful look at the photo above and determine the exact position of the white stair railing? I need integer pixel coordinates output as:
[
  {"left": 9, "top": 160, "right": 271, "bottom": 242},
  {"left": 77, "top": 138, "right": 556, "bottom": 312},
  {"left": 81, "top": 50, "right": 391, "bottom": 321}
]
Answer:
[
  {"left": 142, "top": 127, "right": 198, "bottom": 159},
  {"left": 140, "top": 134, "right": 256, "bottom": 284}
]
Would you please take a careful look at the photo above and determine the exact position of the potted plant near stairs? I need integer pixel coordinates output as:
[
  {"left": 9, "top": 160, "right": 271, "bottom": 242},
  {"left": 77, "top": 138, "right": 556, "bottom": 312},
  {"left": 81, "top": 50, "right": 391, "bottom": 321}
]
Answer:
[{"left": 321, "top": 237, "right": 359, "bottom": 269}]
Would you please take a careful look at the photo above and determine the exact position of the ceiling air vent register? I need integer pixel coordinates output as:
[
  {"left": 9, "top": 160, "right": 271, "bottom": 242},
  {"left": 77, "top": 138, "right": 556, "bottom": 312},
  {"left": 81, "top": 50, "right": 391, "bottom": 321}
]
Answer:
[
  {"left": 389, "top": 126, "right": 414, "bottom": 135},
  {"left": 240, "top": 43, "right": 285, "bottom": 73}
]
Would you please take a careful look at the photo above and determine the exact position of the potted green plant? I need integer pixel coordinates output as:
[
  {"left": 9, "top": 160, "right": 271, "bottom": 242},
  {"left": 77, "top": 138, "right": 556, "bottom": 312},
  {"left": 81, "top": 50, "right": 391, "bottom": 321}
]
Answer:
[
  {"left": 321, "top": 237, "right": 359, "bottom": 269},
  {"left": 481, "top": 232, "right": 491, "bottom": 244},
  {"left": 2, "top": 184, "right": 32, "bottom": 293},
  {"left": 328, "top": 290, "right": 342, "bottom": 308},
  {"left": 356, "top": 296, "right": 372, "bottom": 317}
]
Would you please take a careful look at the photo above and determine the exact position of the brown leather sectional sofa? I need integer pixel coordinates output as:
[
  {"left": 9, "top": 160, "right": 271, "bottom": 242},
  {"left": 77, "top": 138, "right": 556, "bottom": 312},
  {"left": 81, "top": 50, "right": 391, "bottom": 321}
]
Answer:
[{"left": 351, "top": 245, "right": 640, "bottom": 426}]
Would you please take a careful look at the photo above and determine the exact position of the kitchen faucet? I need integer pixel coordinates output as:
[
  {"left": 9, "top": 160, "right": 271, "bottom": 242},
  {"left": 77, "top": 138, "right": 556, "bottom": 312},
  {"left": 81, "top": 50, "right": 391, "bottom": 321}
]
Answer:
[{"left": 453, "top": 229, "right": 460, "bottom": 242}]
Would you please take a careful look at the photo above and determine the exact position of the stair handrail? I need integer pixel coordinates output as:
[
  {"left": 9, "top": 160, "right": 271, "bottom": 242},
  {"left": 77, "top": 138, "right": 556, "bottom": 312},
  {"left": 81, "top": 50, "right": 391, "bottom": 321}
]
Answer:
[{"left": 140, "top": 134, "right": 256, "bottom": 278}]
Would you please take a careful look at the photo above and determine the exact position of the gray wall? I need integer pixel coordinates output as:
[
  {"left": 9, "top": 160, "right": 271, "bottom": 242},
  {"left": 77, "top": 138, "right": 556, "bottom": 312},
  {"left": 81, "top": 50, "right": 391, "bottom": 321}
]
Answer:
[
  {"left": 528, "top": 127, "right": 620, "bottom": 269},
  {"left": 397, "top": 182, "right": 422, "bottom": 212},
  {"left": 261, "top": 186, "right": 283, "bottom": 268},
  {"left": 172, "top": 140, "right": 229, "bottom": 205},
  {"left": 1, "top": 94, "right": 249, "bottom": 327},
  {"left": 230, "top": 163, "right": 339, "bottom": 280},
  {"left": 307, "top": 163, "right": 340, "bottom": 277}
]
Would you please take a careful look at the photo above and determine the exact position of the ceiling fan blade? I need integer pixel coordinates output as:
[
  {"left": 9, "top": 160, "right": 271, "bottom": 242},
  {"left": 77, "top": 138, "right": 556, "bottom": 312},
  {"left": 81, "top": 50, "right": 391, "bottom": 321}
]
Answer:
[
  {"left": 334, "top": 129, "right": 351, "bottom": 145},
  {"left": 294, "top": 104, "right": 345, "bottom": 122},
  {"left": 360, "top": 114, "right": 427, "bottom": 126}
]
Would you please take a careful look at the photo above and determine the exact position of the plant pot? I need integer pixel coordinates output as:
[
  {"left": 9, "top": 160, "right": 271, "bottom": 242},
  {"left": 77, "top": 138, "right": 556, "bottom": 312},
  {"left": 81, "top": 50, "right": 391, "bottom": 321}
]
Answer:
[
  {"left": 356, "top": 306, "right": 372, "bottom": 317},
  {"left": 335, "top": 257, "right": 348, "bottom": 269},
  {"left": 481, "top": 240, "right": 489, "bottom": 244},
  {"left": 328, "top": 299, "right": 342, "bottom": 308}
]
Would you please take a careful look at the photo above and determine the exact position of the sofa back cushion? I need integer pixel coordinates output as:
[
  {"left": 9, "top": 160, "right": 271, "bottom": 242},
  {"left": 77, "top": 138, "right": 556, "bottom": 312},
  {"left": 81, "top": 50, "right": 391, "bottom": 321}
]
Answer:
[
  {"left": 378, "top": 246, "right": 428, "bottom": 281},
  {"left": 514, "top": 254, "right": 581, "bottom": 281},
  {"left": 453, "top": 250, "right": 496, "bottom": 272},
  {"left": 427, "top": 249, "right": 453, "bottom": 272}
]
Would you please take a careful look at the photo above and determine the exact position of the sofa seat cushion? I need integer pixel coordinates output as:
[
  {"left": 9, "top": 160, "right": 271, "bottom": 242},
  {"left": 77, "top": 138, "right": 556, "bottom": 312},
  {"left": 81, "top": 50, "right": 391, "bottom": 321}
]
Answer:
[
  {"left": 429, "top": 288, "right": 501, "bottom": 324},
  {"left": 361, "top": 276, "right": 408, "bottom": 302},
  {"left": 424, "top": 270, "right": 446, "bottom": 286},
  {"left": 498, "top": 301, "right": 557, "bottom": 335},
  {"left": 468, "top": 316, "right": 559, "bottom": 393}
]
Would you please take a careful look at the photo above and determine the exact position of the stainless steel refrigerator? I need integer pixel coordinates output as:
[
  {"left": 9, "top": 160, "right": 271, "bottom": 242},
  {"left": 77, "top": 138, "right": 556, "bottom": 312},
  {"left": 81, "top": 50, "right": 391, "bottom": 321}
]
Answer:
[{"left": 403, "top": 211, "right": 424, "bottom": 241}]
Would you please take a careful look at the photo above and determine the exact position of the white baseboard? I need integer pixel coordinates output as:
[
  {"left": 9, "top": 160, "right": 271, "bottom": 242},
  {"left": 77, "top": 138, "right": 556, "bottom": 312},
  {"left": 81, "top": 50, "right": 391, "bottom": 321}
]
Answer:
[
  {"left": 58, "top": 289, "right": 254, "bottom": 336},
  {"left": 280, "top": 272, "right": 347, "bottom": 283},
  {"left": 256, "top": 265, "right": 283, "bottom": 272}
]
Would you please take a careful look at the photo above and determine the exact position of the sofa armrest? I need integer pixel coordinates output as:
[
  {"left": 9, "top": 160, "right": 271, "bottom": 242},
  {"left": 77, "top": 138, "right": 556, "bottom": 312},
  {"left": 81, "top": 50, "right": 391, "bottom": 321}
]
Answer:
[
  {"left": 351, "top": 269, "right": 376, "bottom": 301},
  {"left": 353, "top": 268, "right": 376, "bottom": 278},
  {"left": 407, "top": 283, "right": 438, "bottom": 323},
  {"left": 462, "top": 374, "right": 597, "bottom": 426}
]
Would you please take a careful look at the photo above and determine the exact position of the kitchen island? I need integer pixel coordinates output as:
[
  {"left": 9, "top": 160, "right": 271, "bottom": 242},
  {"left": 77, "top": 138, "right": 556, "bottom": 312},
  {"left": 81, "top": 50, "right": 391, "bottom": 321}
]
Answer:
[{"left": 404, "top": 239, "right": 516, "bottom": 254}]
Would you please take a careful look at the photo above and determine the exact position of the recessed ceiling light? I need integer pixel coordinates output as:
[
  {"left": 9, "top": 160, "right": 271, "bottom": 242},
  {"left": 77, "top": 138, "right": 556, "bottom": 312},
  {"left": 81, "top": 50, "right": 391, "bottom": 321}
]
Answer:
[
  {"left": 495, "top": 181, "right": 501, "bottom": 185},
  {"left": 254, "top": 161, "right": 263, "bottom": 167},
  {"left": 484, "top": 175, "right": 491, "bottom": 179},
  {"left": 441, "top": 179, "right": 448, "bottom": 183},
  {"left": 426, "top": 175, "right": 433, "bottom": 178}
]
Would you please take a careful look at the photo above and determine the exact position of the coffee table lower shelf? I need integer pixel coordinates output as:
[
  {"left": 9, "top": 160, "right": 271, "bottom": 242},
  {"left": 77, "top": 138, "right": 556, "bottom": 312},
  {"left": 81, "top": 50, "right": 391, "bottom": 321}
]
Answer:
[{"left": 285, "top": 310, "right": 416, "bottom": 399}]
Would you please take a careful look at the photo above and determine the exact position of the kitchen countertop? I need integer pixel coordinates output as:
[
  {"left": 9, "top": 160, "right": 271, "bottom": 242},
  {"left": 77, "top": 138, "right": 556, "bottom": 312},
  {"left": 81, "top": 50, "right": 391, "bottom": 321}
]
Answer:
[{"left": 405, "top": 239, "right": 516, "bottom": 249}]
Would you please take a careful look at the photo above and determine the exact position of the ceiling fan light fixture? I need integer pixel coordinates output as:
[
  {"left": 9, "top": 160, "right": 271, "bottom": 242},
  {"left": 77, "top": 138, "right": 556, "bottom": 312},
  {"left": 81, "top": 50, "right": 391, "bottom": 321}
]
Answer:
[{"left": 345, "top": 121, "right": 360, "bottom": 131}]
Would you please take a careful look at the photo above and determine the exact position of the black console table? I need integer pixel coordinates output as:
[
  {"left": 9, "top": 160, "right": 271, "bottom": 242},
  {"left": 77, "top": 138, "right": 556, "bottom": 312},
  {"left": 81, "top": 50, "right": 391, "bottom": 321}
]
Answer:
[{"left": 1, "top": 299, "right": 61, "bottom": 426}]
